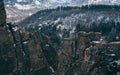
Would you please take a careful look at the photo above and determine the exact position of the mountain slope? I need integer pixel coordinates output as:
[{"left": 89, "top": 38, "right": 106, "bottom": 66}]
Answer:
[
  {"left": 4, "top": 0, "right": 120, "bottom": 22},
  {"left": 19, "top": 5, "right": 120, "bottom": 32},
  {"left": 19, "top": 5, "right": 120, "bottom": 46}
]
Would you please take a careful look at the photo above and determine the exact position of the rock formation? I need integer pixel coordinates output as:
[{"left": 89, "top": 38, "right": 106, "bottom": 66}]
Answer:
[
  {"left": 0, "top": 1, "right": 58, "bottom": 75},
  {"left": 0, "top": 0, "right": 6, "bottom": 27},
  {"left": 0, "top": 0, "right": 120, "bottom": 75},
  {"left": 57, "top": 31, "right": 120, "bottom": 75}
]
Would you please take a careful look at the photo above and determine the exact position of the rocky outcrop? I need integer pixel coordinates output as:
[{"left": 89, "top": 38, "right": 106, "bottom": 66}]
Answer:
[
  {"left": 57, "top": 31, "right": 120, "bottom": 75},
  {"left": 0, "top": 23, "right": 59, "bottom": 75},
  {"left": 0, "top": 0, "right": 6, "bottom": 27},
  {"left": 1, "top": 0, "right": 120, "bottom": 75},
  {"left": 56, "top": 32, "right": 101, "bottom": 75},
  {"left": 0, "top": 1, "right": 58, "bottom": 75}
]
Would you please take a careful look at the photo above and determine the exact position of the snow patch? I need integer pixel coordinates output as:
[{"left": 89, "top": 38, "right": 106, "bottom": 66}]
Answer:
[
  {"left": 14, "top": 3, "right": 34, "bottom": 10},
  {"left": 17, "top": 0, "right": 22, "bottom": 2},
  {"left": 50, "top": 66, "right": 55, "bottom": 73},
  {"left": 45, "top": 44, "right": 50, "bottom": 47},
  {"left": 54, "top": 18, "right": 61, "bottom": 24},
  {"left": 114, "top": 60, "right": 120, "bottom": 65},
  {"left": 12, "top": 27, "right": 18, "bottom": 31},
  {"left": 34, "top": 0, "right": 41, "bottom": 5},
  {"left": 28, "top": 13, "right": 33, "bottom": 16},
  {"left": 97, "top": 16, "right": 104, "bottom": 20},
  {"left": 23, "top": 41, "right": 29, "bottom": 44}
]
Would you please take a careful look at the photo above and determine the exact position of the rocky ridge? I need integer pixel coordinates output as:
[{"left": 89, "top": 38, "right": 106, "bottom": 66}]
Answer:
[
  {"left": 0, "top": 0, "right": 58, "bottom": 75},
  {"left": 0, "top": 0, "right": 120, "bottom": 75}
]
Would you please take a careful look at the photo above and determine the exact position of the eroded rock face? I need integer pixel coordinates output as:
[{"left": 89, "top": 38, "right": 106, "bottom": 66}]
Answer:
[
  {"left": 0, "top": 26, "right": 14, "bottom": 75},
  {"left": 0, "top": 23, "right": 55, "bottom": 75},
  {"left": 57, "top": 31, "right": 120, "bottom": 75},
  {"left": 57, "top": 32, "right": 102, "bottom": 75},
  {"left": 1, "top": 0, "right": 120, "bottom": 75},
  {"left": 75, "top": 32, "right": 101, "bottom": 61},
  {"left": 0, "top": 0, "right": 6, "bottom": 27},
  {"left": 0, "top": 1, "right": 58, "bottom": 74}
]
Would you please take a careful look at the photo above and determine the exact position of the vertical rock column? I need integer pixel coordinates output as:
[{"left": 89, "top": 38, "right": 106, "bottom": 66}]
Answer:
[
  {"left": 0, "top": 1, "right": 15, "bottom": 75},
  {"left": 0, "top": 0, "right": 6, "bottom": 27}
]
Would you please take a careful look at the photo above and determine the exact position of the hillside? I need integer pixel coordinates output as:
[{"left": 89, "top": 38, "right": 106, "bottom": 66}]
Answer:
[
  {"left": 19, "top": 5, "right": 120, "bottom": 44},
  {"left": 4, "top": 0, "right": 120, "bottom": 22}
]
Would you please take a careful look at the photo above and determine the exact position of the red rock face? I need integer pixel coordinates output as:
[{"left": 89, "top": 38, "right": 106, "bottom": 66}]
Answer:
[
  {"left": 76, "top": 32, "right": 101, "bottom": 60},
  {"left": 62, "top": 38, "right": 75, "bottom": 57},
  {"left": 0, "top": 0, "right": 6, "bottom": 27},
  {"left": 56, "top": 32, "right": 102, "bottom": 75},
  {"left": 57, "top": 31, "right": 118, "bottom": 75}
]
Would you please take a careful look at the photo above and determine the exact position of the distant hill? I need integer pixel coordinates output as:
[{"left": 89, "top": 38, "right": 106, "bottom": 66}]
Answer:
[
  {"left": 4, "top": 0, "right": 120, "bottom": 22},
  {"left": 19, "top": 5, "right": 120, "bottom": 45}
]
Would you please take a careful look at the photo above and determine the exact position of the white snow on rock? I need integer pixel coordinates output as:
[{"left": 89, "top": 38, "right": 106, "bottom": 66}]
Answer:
[
  {"left": 45, "top": 44, "right": 50, "bottom": 47},
  {"left": 50, "top": 66, "right": 55, "bottom": 73},
  {"left": 12, "top": 27, "right": 18, "bottom": 31},
  {"left": 5, "top": 0, "right": 120, "bottom": 11},
  {"left": 114, "top": 60, "right": 120, "bottom": 65},
  {"left": 17, "top": 0, "right": 22, "bottom": 2},
  {"left": 14, "top": 3, "right": 34, "bottom": 10},
  {"left": 34, "top": 0, "right": 41, "bottom": 5},
  {"left": 23, "top": 41, "right": 29, "bottom": 44}
]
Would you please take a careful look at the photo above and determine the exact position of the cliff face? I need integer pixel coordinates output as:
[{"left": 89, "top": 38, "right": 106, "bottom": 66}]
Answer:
[
  {"left": 56, "top": 32, "right": 101, "bottom": 75},
  {"left": 2, "top": 26, "right": 118, "bottom": 75},
  {"left": 0, "top": 1, "right": 58, "bottom": 75},
  {"left": 57, "top": 32, "right": 120, "bottom": 75},
  {"left": 1, "top": 0, "right": 120, "bottom": 75},
  {"left": 0, "top": 24, "right": 59, "bottom": 75},
  {"left": 0, "top": 23, "right": 59, "bottom": 75},
  {"left": 0, "top": 0, "right": 6, "bottom": 27}
]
